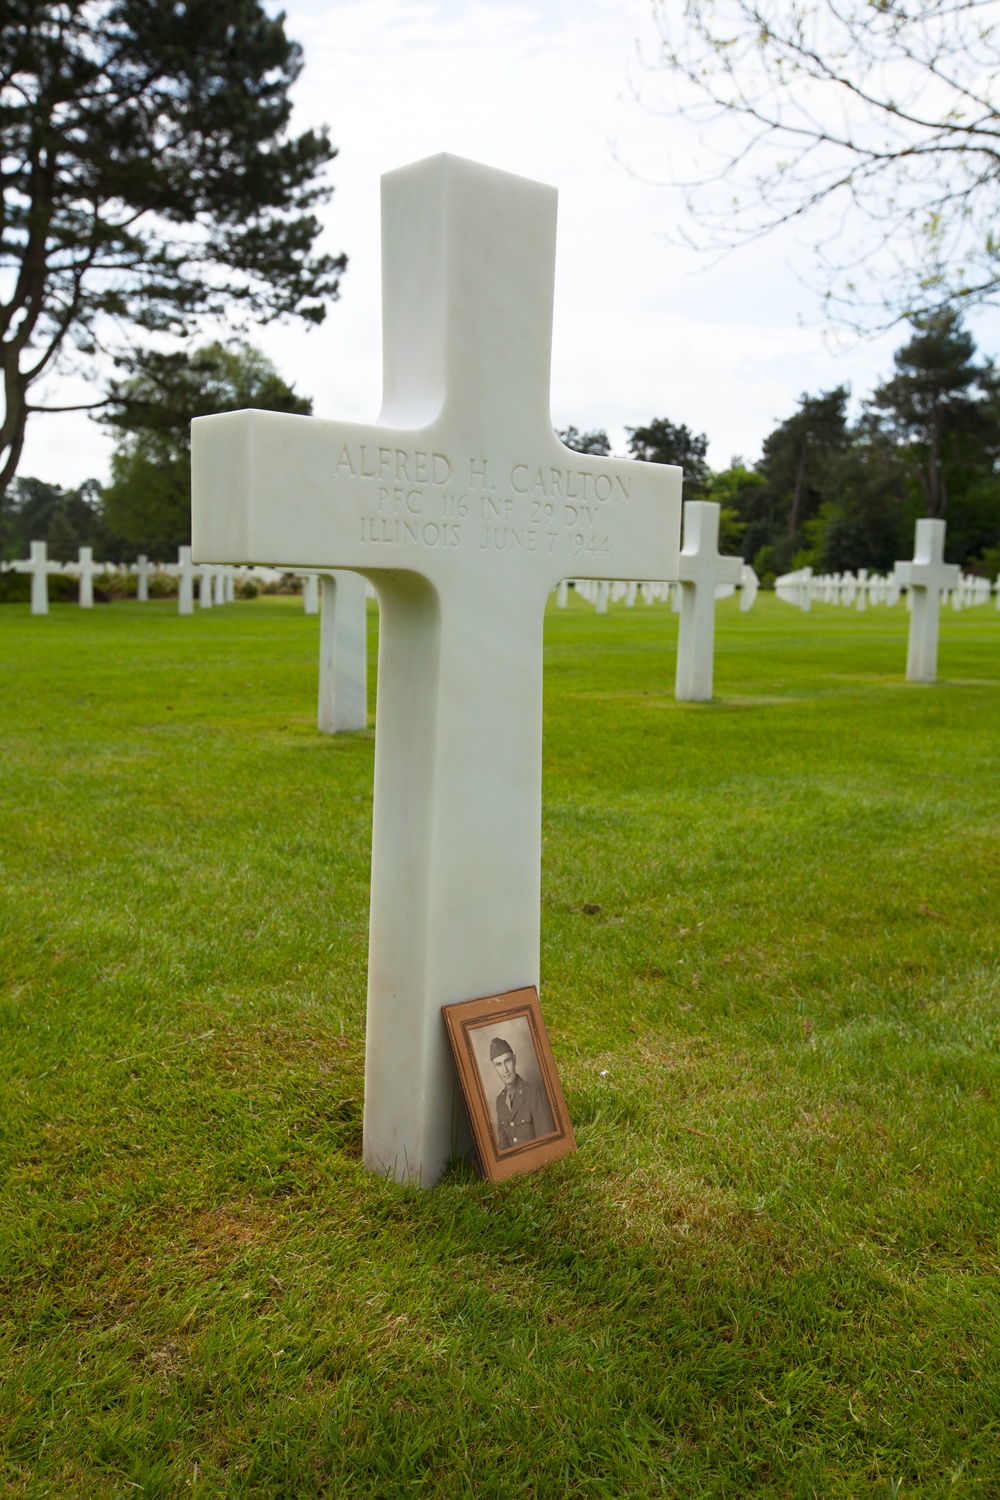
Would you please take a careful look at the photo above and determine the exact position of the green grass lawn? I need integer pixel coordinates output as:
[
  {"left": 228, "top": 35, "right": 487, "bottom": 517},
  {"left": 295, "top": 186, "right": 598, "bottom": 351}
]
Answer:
[{"left": 1, "top": 591, "right": 998, "bottom": 1498}]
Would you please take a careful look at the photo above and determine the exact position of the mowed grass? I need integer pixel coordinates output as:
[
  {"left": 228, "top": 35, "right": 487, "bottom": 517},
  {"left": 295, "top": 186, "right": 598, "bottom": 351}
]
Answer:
[{"left": 1, "top": 590, "right": 998, "bottom": 1498}]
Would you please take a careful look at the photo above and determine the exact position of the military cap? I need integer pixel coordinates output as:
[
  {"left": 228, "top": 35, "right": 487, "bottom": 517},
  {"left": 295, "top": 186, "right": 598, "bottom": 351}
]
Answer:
[{"left": 489, "top": 1036, "right": 514, "bottom": 1060}]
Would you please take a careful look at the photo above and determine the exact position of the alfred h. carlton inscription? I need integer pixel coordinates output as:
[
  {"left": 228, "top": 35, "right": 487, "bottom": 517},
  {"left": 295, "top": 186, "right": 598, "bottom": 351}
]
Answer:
[{"left": 339, "top": 442, "right": 628, "bottom": 559}]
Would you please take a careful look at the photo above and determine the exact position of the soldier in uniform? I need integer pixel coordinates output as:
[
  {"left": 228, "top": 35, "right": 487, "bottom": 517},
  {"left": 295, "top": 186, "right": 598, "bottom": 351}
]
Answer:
[{"left": 489, "top": 1036, "right": 555, "bottom": 1150}]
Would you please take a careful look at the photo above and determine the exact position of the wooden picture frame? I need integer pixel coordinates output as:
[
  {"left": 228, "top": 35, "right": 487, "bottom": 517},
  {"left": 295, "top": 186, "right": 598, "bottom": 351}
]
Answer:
[{"left": 442, "top": 986, "right": 577, "bottom": 1182}]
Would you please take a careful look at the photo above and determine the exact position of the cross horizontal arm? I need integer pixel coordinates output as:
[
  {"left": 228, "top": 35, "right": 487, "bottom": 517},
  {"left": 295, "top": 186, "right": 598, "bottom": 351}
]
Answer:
[{"left": 192, "top": 409, "right": 680, "bottom": 590}]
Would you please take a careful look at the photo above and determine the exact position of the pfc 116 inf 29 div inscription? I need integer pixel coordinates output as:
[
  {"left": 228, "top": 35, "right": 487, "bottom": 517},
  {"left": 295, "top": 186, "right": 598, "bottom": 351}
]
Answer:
[{"left": 333, "top": 441, "right": 631, "bottom": 560}]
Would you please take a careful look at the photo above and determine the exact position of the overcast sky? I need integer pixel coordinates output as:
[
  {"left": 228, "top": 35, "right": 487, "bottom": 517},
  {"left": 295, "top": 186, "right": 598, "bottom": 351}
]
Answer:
[{"left": 20, "top": 0, "right": 1000, "bottom": 489}]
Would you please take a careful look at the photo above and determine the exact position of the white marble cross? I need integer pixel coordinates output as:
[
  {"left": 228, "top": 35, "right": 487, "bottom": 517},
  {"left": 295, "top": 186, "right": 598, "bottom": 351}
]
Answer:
[
  {"left": 301, "top": 572, "right": 320, "bottom": 614},
  {"left": 135, "top": 554, "right": 149, "bottom": 602},
  {"left": 192, "top": 153, "right": 681, "bottom": 1186},
  {"left": 894, "top": 518, "right": 959, "bottom": 683},
  {"left": 674, "top": 501, "right": 743, "bottom": 701},
  {"left": 176, "top": 546, "right": 195, "bottom": 614},
  {"left": 739, "top": 563, "right": 758, "bottom": 612},
  {"left": 318, "top": 571, "right": 368, "bottom": 733},
  {"left": 854, "top": 567, "right": 867, "bottom": 611},
  {"left": 76, "top": 546, "right": 99, "bottom": 608},
  {"left": 13, "top": 541, "right": 62, "bottom": 615},
  {"left": 801, "top": 567, "right": 814, "bottom": 611}
]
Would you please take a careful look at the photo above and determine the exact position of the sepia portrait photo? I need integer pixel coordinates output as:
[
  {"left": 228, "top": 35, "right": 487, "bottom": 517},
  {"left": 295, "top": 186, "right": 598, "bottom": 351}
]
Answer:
[{"left": 442, "top": 986, "right": 576, "bottom": 1182}]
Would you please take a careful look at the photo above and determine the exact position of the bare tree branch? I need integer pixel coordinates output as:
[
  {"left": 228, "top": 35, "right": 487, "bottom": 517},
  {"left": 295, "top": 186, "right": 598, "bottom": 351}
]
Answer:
[{"left": 644, "top": 0, "right": 1000, "bottom": 329}]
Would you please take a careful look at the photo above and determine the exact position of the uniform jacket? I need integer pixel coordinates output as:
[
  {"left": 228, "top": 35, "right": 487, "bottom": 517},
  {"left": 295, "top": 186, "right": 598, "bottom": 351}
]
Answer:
[{"left": 495, "top": 1074, "right": 555, "bottom": 1150}]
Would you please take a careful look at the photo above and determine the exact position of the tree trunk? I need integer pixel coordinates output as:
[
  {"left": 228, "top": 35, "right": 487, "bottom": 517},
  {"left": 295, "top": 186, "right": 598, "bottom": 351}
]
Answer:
[
  {"left": 927, "top": 403, "right": 941, "bottom": 516},
  {"left": 788, "top": 438, "right": 808, "bottom": 542}
]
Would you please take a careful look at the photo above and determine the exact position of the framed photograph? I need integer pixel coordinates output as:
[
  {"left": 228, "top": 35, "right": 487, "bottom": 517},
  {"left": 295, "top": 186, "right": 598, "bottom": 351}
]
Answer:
[{"left": 442, "top": 986, "right": 576, "bottom": 1182}]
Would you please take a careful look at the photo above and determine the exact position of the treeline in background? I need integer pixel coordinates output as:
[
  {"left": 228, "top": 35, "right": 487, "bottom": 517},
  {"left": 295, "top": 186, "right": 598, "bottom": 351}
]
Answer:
[{"left": 566, "top": 311, "right": 1000, "bottom": 587}]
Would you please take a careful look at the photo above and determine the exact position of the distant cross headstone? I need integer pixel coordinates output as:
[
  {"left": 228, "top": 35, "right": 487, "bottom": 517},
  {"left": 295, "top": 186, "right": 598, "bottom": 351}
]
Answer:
[
  {"left": 13, "top": 541, "right": 61, "bottom": 615},
  {"left": 894, "top": 518, "right": 959, "bottom": 683},
  {"left": 135, "top": 554, "right": 149, "bottom": 602},
  {"left": 800, "top": 567, "right": 813, "bottom": 611},
  {"left": 777, "top": 566, "right": 812, "bottom": 611},
  {"left": 625, "top": 580, "right": 637, "bottom": 607},
  {"left": 302, "top": 572, "right": 320, "bottom": 614},
  {"left": 76, "top": 546, "right": 98, "bottom": 609},
  {"left": 199, "top": 566, "right": 213, "bottom": 608},
  {"left": 212, "top": 567, "right": 225, "bottom": 606},
  {"left": 595, "top": 578, "right": 609, "bottom": 614},
  {"left": 192, "top": 152, "right": 681, "bottom": 1186},
  {"left": 318, "top": 571, "right": 368, "bottom": 733},
  {"left": 675, "top": 501, "right": 742, "bottom": 701},
  {"left": 555, "top": 578, "right": 569, "bottom": 608},
  {"left": 177, "top": 546, "right": 195, "bottom": 615},
  {"left": 740, "top": 563, "right": 758, "bottom": 612}
]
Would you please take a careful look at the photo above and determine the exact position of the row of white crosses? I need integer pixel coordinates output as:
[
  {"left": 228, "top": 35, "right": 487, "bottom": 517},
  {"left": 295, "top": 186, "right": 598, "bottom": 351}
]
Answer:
[
  {"left": 151, "top": 548, "right": 241, "bottom": 610},
  {"left": 776, "top": 558, "right": 1000, "bottom": 616},
  {"left": 948, "top": 572, "right": 996, "bottom": 609},
  {"left": 5, "top": 541, "right": 113, "bottom": 613},
  {"left": 3, "top": 540, "right": 247, "bottom": 614},
  {"left": 776, "top": 566, "right": 904, "bottom": 610},
  {"left": 3, "top": 534, "right": 367, "bottom": 734},
  {"left": 192, "top": 153, "right": 683, "bottom": 1186},
  {"left": 557, "top": 519, "right": 757, "bottom": 623}
]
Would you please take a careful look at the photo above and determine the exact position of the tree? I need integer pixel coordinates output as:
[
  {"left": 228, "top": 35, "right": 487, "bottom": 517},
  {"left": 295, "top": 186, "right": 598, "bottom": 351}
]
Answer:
[
  {"left": 754, "top": 388, "right": 852, "bottom": 567},
  {"left": 867, "top": 310, "right": 1000, "bottom": 520},
  {"left": 652, "top": 0, "right": 1000, "bottom": 327},
  {"left": 556, "top": 425, "right": 612, "bottom": 456},
  {"left": 100, "top": 341, "right": 311, "bottom": 556},
  {"left": 0, "top": 0, "right": 343, "bottom": 499},
  {"left": 0, "top": 473, "right": 122, "bottom": 560},
  {"left": 704, "top": 462, "right": 761, "bottom": 556},
  {"left": 772, "top": 318, "right": 1000, "bottom": 570},
  {"left": 808, "top": 420, "right": 913, "bottom": 574},
  {"left": 625, "top": 417, "right": 710, "bottom": 498}
]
